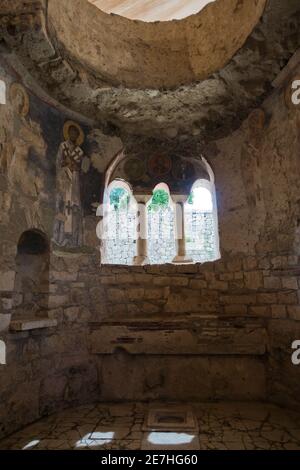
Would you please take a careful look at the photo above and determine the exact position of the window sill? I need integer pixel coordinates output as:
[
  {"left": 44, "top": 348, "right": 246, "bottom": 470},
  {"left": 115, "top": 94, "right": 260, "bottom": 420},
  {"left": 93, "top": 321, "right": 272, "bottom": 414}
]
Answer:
[{"left": 10, "top": 318, "right": 58, "bottom": 332}]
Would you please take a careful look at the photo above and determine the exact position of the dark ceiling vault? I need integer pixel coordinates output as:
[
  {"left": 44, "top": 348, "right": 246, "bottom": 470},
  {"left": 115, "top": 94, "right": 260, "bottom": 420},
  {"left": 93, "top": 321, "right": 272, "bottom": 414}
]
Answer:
[{"left": 0, "top": 0, "right": 300, "bottom": 142}]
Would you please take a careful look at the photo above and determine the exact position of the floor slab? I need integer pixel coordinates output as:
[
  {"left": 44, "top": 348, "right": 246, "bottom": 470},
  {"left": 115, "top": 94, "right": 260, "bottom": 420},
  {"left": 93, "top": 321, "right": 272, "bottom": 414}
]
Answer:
[{"left": 1, "top": 402, "right": 300, "bottom": 450}]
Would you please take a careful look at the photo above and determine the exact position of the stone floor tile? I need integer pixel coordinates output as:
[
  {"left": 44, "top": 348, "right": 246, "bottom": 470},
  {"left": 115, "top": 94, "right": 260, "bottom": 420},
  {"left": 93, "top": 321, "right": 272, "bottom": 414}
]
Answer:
[{"left": 1, "top": 402, "right": 300, "bottom": 451}]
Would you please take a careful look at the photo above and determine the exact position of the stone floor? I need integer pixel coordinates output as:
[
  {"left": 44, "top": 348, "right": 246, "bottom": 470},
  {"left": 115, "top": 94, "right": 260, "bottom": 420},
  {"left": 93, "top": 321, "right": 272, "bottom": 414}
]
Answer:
[{"left": 1, "top": 402, "right": 300, "bottom": 450}]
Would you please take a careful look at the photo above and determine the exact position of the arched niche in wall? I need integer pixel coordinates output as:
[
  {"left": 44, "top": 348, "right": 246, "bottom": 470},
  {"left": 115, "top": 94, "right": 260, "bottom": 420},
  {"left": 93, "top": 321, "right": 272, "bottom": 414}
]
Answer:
[{"left": 13, "top": 229, "right": 50, "bottom": 318}]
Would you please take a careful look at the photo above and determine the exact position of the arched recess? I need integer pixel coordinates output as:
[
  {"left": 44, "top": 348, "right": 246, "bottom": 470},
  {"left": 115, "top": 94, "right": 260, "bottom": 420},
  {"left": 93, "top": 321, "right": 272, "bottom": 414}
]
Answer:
[
  {"left": 102, "top": 179, "right": 137, "bottom": 265},
  {"left": 0, "top": 340, "right": 6, "bottom": 365},
  {"left": 201, "top": 156, "right": 220, "bottom": 261},
  {"left": 48, "top": 0, "right": 267, "bottom": 89},
  {"left": 184, "top": 158, "right": 220, "bottom": 263},
  {"left": 0, "top": 79, "right": 6, "bottom": 104},
  {"left": 147, "top": 183, "right": 176, "bottom": 264},
  {"left": 13, "top": 229, "right": 50, "bottom": 318}
]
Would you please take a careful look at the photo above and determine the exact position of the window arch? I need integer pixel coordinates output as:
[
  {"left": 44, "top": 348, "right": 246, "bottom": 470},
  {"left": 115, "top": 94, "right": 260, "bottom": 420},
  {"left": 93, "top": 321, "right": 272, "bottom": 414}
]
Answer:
[
  {"left": 0, "top": 79, "right": 6, "bottom": 105},
  {"left": 102, "top": 179, "right": 137, "bottom": 265},
  {"left": 147, "top": 183, "right": 176, "bottom": 264},
  {"left": 0, "top": 340, "right": 6, "bottom": 365},
  {"left": 100, "top": 158, "right": 220, "bottom": 266},
  {"left": 185, "top": 178, "right": 220, "bottom": 263}
]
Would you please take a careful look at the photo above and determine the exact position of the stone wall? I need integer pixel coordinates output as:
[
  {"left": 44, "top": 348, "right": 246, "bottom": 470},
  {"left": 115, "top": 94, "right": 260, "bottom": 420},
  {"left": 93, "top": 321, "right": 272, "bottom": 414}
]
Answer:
[
  {"left": 3, "top": 244, "right": 300, "bottom": 438},
  {"left": 1, "top": 44, "right": 300, "bottom": 441},
  {"left": 40, "top": 249, "right": 300, "bottom": 327},
  {"left": 148, "top": 207, "right": 176, "bottom": 264},
  {"left": 0, "top": 252, "right": 101, "bottom": 439},
  {"left": 0, "top": 55, "right": 120, "bottom": 324},
  {"left": 0, "top": 60, "right": 112, "bottom": 438},
  {"left": 46, "top": 250, "right": 300, "bottom": 408},
  {"left": 82, "top": 70, "right": 300, "bottom": 414},
  {"left": 0, "top": 68, "right": 92, "bottom": 438},
  {"left": 0, "top": 65, "right": 54, "bottom": 333},
  {"left": 0, "top": 255, "right": 297, "bottom": 430},
  {"left": 186, "top": 211, "right": 215, "bottom": 262},
  {"left": 104, "top": 207, "right": 216, "bottom": 265},
  {"left": 104, "top": 208, "right": 136, "bottom": 265}
]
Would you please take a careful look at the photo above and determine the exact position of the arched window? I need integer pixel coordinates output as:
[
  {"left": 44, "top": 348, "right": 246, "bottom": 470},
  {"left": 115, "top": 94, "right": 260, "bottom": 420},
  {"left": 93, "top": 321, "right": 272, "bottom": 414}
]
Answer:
[
  {"left": 103, "top": 180, "right": 137, "bottom": 265},
  {"left": 147, "top": 184, "right": 176, "bottom": 264},
  {"left": 101, "top": 158, "right": 220, "bottom": 266},
  {"left": 0, "top": 340, "right": 6, "bottom": 365},
  {"left": 185, "top": 179, "right": 220, "bottom": 263},
  {"left": 13, "top": 229, "right": 50, "bottom": 318},
  {"left": 0, "top": 79, "right": 6, "bottom": 105}
]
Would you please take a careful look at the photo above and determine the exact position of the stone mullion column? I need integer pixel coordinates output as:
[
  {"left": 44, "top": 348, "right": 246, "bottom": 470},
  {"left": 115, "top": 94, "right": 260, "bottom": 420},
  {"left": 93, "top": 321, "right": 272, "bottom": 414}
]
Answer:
[
  {"left": 172, "top": 195, "right": 193, "bottom": 264},
  {"left": 133, "top": 194, "right": 151, "bottom": 266}
]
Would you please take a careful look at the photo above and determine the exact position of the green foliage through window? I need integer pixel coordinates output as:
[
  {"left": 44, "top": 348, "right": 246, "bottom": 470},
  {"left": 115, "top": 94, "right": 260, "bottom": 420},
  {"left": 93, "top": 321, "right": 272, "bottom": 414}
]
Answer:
[
  {"left": 110, "top": 188, "right": 130, "bottom": 211},
  {"left": 148, "top": 189, "right": 169, "bottom": 212},
  {"left": 187, "top": 191, "right": 194, "bottom": 205}
]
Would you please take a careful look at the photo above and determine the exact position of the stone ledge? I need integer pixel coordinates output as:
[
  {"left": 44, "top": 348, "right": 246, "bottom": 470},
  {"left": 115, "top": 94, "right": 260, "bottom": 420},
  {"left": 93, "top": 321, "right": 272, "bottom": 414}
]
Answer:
[
  {"left": 9, "top": 318, "right": 58, "bottom": 332},
  {"left": 89, "top": 317, "right": 267, "bottom": 356}
]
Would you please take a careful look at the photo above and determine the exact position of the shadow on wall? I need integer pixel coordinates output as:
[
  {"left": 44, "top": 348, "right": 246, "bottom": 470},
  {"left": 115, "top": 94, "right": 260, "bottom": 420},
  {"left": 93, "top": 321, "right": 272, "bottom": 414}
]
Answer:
[{"left": 13, "top": 230, "right": 50, "bottom": 319}]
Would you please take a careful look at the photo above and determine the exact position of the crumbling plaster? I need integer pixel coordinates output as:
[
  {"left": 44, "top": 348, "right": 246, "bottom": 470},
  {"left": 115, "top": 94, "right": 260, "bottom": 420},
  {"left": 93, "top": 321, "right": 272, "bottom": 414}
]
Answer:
[
  {"left": 49, "top": 0, "right": 266, "bottom": 89},
  {"left": 0, "top": 1, "right": 299, "bottom": 139}
]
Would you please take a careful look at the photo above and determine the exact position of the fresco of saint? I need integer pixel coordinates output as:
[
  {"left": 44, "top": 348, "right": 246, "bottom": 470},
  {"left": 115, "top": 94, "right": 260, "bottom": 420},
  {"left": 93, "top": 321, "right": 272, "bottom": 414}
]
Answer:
[
  {"left": 3, "top": 83, "right": 47, "bottom": 200},
  {"left": 53, "top": 121, "right": 89, "bottom": 248}
]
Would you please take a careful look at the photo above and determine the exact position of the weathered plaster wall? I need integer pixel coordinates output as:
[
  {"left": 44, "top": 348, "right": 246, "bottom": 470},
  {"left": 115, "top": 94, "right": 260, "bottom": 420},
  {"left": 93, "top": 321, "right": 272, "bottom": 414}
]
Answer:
[
  {"left": 0, "top": 65, "right": 53, "bottom": 330},
  {"left": 0, "top": 61, "right": 117, "bottom": 438},
  {"left": 0, "top": 65, "right": 93, "bottom": 437}
]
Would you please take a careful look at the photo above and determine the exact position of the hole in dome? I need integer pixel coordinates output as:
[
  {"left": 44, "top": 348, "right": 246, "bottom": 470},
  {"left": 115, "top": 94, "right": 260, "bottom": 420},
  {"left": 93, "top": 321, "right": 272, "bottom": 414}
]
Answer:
[{"left": 89, "top": 0, "right": 216, "bottom": 22}]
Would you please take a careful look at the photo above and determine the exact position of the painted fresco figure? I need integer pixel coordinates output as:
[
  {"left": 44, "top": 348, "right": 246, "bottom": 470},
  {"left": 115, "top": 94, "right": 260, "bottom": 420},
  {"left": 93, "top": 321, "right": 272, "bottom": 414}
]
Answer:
[
  {"left": 3, "top": 83, "right": 46, "bottom": 195},
  {"left": 53, "top": 121, "right": 88, "bottom": 248}
]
